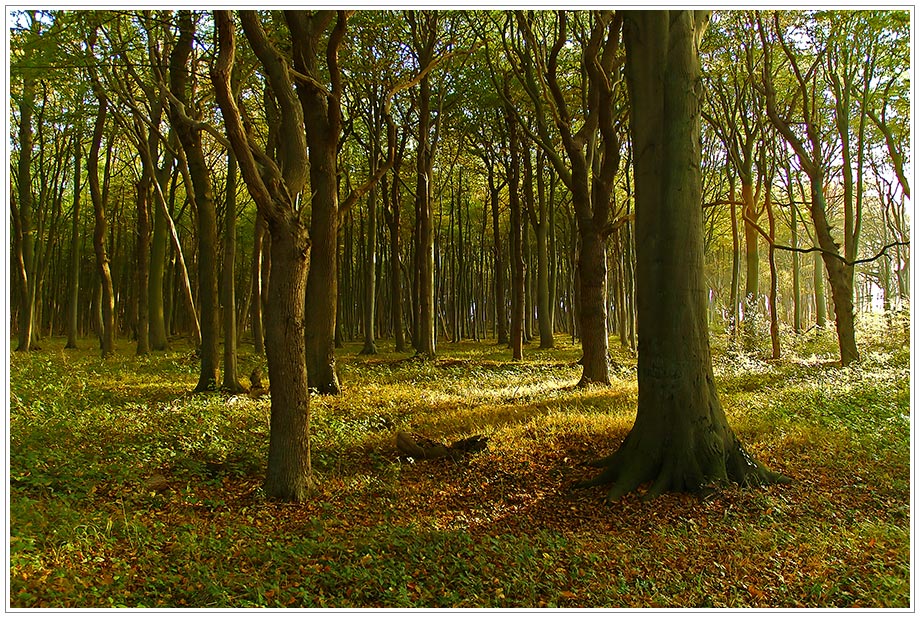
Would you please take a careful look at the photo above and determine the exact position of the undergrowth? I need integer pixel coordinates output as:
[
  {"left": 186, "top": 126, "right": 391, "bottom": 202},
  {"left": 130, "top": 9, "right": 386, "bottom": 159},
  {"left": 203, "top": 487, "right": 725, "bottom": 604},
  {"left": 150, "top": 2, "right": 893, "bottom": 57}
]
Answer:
[{"left": 8, "top": 321, "right": 911, "bottom": 608}]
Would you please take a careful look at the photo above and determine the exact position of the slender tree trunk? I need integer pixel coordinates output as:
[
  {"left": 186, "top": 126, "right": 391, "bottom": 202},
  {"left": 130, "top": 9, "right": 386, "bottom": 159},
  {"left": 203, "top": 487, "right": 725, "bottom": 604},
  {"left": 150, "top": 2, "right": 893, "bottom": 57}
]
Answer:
[
  {"left": 148, "top": 156, "right": 173, "bottom": 350},
  {"left": 577, "top": 222, "right": 609, "bottom": 385},
  {"left": 548, "top": 170, "right": 558, "bottom": 340},
  {"left": 810, "top": 178, "right": 859, "bottom": 365},
  {"left": 88, "top": 86, "right": 115, "bottom": 358},
  {"left": 171, "top": 11, "right": 219, "bottom": 391},
  {"left": 586, "top": 10, "right": 783, "bottom": 500},
  {"left": 65, "top": 136, "right": 82, "bottom": 349},
  {"left": 506, "top": 108, "right": 524, "bottom": 361},
  {"left": 213, "top": 9, "right": 315, "bottom": 501},
  {"left": 742, "top": 180, "right": 759, "bottom": 349},
  {"left": 416, "top": 76, "right": 436, "bottom": 358},
  {"left": 383, "top": 170, "right": 406, "bottom": 352},
  {"left": 490, "top": 169, "right": 508, "bottom": 345},
  {"left": 728, "top": 171, "right": 740, "bottom": 341},
  {"left": 304, "top": 146, "right": 341, "bottom": 393},
  {"left": 765, "top": 189, "right": 780, "bottom": 359},
  {"left": 361, "top": 154, "right": 379, "bottom": 355},
  {"left": 135, "top": 174, "right": 151, "bottom": 355},
  {"left": 291, "top": 11, "right": 345, "bottom": 394},
  {"left": 222, "top": 151, "right": 245, "bottom": 392},
  {"left": 16, "top": 71, "right": 35, "bottom": 352},
  {"left": 251, "top": 212, "right": 267, "bottom": 354},
  {"left": 534, "top": 153, "right": 553, "bottom": 349},
  {"left": 789, "top": 182, "right": 802, "bottom": 334}
]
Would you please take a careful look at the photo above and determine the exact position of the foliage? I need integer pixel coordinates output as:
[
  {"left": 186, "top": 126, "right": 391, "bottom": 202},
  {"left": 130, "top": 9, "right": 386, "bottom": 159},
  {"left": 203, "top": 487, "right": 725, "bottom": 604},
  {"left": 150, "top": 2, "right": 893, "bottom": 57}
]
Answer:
[{"left": 9, "top": 327, "right": 910, "bottom": 608}]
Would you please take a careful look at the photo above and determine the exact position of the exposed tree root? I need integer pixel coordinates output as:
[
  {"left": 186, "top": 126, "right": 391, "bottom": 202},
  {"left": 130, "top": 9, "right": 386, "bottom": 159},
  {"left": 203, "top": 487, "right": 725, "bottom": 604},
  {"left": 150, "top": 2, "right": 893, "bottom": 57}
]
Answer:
[{"left": 577, "top": 428, "right": 789, "bottom": 501}]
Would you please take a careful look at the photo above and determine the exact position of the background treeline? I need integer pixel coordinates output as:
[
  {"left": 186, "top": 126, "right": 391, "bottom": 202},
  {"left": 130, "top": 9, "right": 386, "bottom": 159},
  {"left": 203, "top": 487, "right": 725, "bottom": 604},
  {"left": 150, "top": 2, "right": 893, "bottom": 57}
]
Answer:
[{"left": 9, "top": 10, "right": 910, "bottom": 367}]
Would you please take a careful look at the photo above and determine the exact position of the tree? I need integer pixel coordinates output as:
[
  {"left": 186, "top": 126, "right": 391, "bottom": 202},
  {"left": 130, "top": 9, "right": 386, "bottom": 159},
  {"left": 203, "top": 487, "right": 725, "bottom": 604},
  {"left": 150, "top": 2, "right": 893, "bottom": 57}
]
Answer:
[
  {"left": 296, "top": 10, "right": 350, "bottom": 394},
  {"left": 504, "top": 96, "right": 524, "bottom": 360},
  {"left": 221, "top": 150, "right": 246, "bottom": 392},
  {"left": 584, "top": 10, "right": 784, "bottom": 499},
  {"left": 11, "top": 11, "right": 40, "bottom": 352},
  {"left": 169, "top": 10, "right": 220, "bottom": 390},
  {"left": 488, "top": 10, "right": 626, "bottom": 385},
  {"left": 757, "top": 11, "right": 859, "bottom": 365},
  {"left": 85, "top": 24, "right": 117, "bottom": 358},
  {"left": 212, "top": 9, "right": 315, "bottom": 500},
  {"left": 407, "top": 9, "right": 442, "bottom": 359}
]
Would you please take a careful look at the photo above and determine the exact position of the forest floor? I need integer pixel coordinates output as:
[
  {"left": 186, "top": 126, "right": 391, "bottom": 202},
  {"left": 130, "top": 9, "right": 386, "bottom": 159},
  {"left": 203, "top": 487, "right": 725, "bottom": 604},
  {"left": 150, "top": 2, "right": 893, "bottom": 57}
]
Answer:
[{"left": 8, "top": 317, "right": 912, "bottom": 608}]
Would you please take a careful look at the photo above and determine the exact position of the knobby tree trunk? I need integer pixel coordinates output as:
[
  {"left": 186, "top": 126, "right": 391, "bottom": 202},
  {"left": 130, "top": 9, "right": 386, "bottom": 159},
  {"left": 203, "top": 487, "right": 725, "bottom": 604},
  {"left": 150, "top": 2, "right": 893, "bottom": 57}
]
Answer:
[{"left": 585, "top": 10, "right": 785, "bottom": 500}]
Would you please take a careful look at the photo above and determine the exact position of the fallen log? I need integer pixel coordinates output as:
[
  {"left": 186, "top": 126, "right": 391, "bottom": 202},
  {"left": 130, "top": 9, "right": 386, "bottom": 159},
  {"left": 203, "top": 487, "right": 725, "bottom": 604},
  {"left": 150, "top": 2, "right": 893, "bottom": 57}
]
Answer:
[{"left": 395, "top": 431, "right": 488, "bottom": 461}]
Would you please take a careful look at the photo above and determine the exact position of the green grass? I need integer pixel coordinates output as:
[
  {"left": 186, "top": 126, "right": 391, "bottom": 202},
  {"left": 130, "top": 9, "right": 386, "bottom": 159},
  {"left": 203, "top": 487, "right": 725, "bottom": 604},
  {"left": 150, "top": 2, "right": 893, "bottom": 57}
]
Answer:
[{"left": 8, "top": 324, "right": 911, "bottom": 608}]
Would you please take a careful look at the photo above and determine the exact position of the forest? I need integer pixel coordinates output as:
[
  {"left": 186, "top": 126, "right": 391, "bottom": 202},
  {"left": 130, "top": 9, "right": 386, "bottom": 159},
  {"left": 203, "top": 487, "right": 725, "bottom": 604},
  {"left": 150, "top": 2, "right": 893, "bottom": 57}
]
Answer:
[{"left": 8, "top": 9, "right": 911, "bottom": 608}]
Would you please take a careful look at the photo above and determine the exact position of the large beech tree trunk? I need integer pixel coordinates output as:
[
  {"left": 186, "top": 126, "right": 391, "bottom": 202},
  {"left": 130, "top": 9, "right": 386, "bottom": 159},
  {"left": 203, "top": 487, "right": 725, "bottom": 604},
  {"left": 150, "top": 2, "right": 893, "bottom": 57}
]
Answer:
[
  {"left": 262, "top": 229, "right": 312, "bottom": 499},
  {"left": 584, "top": 10, "right": 784, "bottom": 500}
]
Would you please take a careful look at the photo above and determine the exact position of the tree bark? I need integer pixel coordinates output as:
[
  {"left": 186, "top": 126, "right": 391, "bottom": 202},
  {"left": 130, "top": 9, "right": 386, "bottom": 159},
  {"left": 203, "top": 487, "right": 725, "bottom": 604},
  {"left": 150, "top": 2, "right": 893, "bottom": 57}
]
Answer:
[
  {"left": 506, "top": 106, "right": 524, "bottom": 361},
  {"left": 489, "top": 166, "right": 508, "bottom": 345},
  {"left": 16, "top": 69, "right": 36, "bottom": 352},
  {"left": 533, "top": 153, "right": 554, "bottom": 349},
  {"left": 213, "top": 10, "right": 314, "bottom": 500},
  {"left": 288, "top": 10, "right": 346, "bottom": 394},
  {"left": 148, "top": 146, "right": 173, "bottom": 351},
  {"left": 88, "top": 80, "right": 115, "bottom": 358},
  {"left": 585, "top": 10, "right": 784, "bottom": 500},
  {"left": 222, "top": 150, "right": 245, "bottom": 392},
  {"left": 361, "top": 145, "right": 379, "bottom": 355},
  {"left": 170, "top": 11, "right": 220, "bottom": 391},
  {"left": 65, "top": 131, "right": 82, "bottom": 348},
  {"left": 383, "top": 165, "right": 406, "bottom": 352},
  {"left": 134, "top": 172, "right": 151, "bottom": 355},
  {"left": 250, "top": 212, "right": 267, "bottom": 354}
]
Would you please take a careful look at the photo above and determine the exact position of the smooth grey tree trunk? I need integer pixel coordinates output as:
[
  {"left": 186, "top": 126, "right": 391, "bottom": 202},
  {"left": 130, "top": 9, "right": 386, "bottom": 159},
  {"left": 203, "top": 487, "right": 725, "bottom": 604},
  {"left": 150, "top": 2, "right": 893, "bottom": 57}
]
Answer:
[{"left": 584, "top": 10, "right": 784, "bottom": 500}]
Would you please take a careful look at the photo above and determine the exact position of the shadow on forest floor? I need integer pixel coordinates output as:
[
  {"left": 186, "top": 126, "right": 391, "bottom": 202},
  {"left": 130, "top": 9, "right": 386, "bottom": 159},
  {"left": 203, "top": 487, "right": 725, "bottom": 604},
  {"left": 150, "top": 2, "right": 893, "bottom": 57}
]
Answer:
[{"left": 8, "top": 334, "right": 910, "bottom": 608}]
